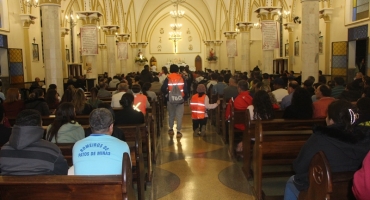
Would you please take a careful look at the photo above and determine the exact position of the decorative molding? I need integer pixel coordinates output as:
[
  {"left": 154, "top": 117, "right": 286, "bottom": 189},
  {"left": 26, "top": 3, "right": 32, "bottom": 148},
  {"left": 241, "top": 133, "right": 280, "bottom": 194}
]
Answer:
[
  {"left": 214, "top": 40, "right": 223, "bottom": 46},
  {"left": 284, "top": 22, "right": 295, "bottom": 32},
  {"left": 224, "top": 31, "right": 238, "bottom": 39},
  {"left": 60, "top": 27, "right": 69, "bottom": 37},
  {"left": 20, "top": 14, "right": 37, "bottom": 28},
  {"left": 138, "top": 42, "right": 149, "bottom": 48},
  {"left": 254, "top": 7, "right": 281, "bottom": 20},
  {"left": 39, "top": 0, "right": 61, "bottom": 6},
  {"left": 236, "top": 22, "right": 254, "bottom": 32},
  {"left": 102, "top": 25, "right": 119, "bottom": 35},
  {"left": 319, "top": 8, "right": 334, "bottom": 22},
  {"left": 98, "top": 43, "right": 107, "bottom": 49},
  {"left": 77, "top": 11, "right": 102, "bottom": 25},
  {"left": 117, "top": 33, "right": 130, "bottom": 42}
]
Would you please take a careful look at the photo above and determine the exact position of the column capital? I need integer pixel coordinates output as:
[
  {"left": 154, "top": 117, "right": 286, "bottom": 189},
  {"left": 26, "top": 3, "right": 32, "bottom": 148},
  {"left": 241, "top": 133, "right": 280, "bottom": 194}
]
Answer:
[
  {"left": 98, "top": 43, "right": 107, "bottom": 49},
  {"left": 138, "top": 42, "right": 149, "bottom": 48},
  {"left": 284, "top": 22, "right": 295, "bottom": 32},
  {"left": 129, "top": 42, "right": 138, "bottom": 47},
  {"left": 319, "top": 8, "right": 333, "bottom": 22},
  {"left": 301, "top": 0, "right": 319, "bottom": 2},
  {"left": 254, "top": 7, "right": 280, "bottom": 20},
  {"left": 61, "top": 27, "right": 69, "bottom": 37},
  {"left": 224, "top": 31, "right": 238, "bottom": 39},
  {"left": 20, "top": 14, "right": 37, "bottom": 28},
  {"left": 102, "top": 25, "right": 119, "bottom": 36},
  {"left": 203, "top": 40, "right": 212, "bottom": 46},
  {"left": 214, "top": 40, "right": 223, "bottom": 46},
  {"left": 117, "top": 34, "right": 130, "bottom": 42},
  {"left": 39, "top": 0, "right": 61, "bottom": 6},
  {"left": 236, "top": 22, "right": 254, "bottom": 32},
  {"left": 77, "top": 11, "right": 102, "bottom": 25}
]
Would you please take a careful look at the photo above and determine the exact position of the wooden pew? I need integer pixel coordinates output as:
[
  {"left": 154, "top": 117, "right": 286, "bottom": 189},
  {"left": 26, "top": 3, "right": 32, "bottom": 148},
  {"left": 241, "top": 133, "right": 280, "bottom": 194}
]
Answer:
[
  {"left": 242, "top": 116, "right": 326, "bottom": 179},
  {"left": 252, "top": 118, "right": 327, "bottom": 200},
  {"left": 298, "top": 151, "right": 356, "bottom": 200},
  {"left": 0, "top": 152, "right": 136, "bottom": 200},
  {"left": 116, "top": 124, "right": 152, "bottom": 185},
  {"left": 228, "top": 101, "right": 246, "bottom": 157},
  {"left": 221, "top": 97, "right": 230, "bottom": 143}
]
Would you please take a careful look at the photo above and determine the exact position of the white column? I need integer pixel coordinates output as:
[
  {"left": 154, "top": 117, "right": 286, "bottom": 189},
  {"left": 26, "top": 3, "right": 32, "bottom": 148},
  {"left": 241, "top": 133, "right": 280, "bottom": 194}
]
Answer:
[
  {"left": 302, "top": 0, "right": 319, "bottom": 81},
  {"left": 102, "top": 25, "right": 119, "bottom": 77},
  {"left": 237, "top": 22, "right": 253, "bottom": 72},
  {"left": 214, "top": 41, "right": 223, "bottom": 71},
  {"left": 204, "top": 41, "right": 211, "bottom": 70},
  {"left": 118, "top": 34, "right": 130, "bottom": 75},
  {"left": 99, "top": 44, "right": 107, "bottom": 73},
  {"left": 20, "top": 14, "right": 36, "bottom": 82},
  {"left": 40, "top": 1, "right": 63, "bottom": 96},
  {"left": 319, "top": 8, "right": 333, "bottom": 74},
  {"left": 224, "top": 32, "right": 239, "bottom": 73},
  {"left": 129, "top": 43, "right": 138, "bottom": 73}
]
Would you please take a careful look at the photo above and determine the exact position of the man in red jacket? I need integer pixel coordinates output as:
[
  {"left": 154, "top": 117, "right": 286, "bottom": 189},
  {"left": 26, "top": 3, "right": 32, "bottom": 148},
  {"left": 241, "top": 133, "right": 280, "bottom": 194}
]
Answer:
[{"left": 225, "top": 80, "right": 253, "bottom": 130}]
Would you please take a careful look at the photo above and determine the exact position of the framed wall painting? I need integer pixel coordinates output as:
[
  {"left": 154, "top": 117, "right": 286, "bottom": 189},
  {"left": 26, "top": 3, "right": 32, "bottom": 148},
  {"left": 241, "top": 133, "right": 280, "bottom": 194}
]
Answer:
[
  {"left": 294, "top": 41, "right": 299, "bottom": 56},
  {"left": 32, "top": 43, "right": 39, "bottom": 62},
  {"left": 285, "top": 43, "right": 289, "bottom": 57},
  {"left": 0, "top": 0, "right": 9, "bottom": 31},
  {"left": 319, "top": 36, "right": 323, "bottom": 54}
]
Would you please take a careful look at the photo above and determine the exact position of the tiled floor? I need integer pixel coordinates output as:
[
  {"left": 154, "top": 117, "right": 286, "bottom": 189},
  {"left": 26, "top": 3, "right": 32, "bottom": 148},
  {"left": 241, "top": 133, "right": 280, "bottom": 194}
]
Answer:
[{"left": 148, "top": 106, "right": 256, "bottom": 199}]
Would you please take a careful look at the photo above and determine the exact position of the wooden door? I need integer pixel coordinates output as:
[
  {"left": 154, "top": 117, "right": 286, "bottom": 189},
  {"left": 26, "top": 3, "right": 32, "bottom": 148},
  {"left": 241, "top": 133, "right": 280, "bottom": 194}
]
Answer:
[{"left": 195, "top": 55, "right": 202, "bottom": 71}]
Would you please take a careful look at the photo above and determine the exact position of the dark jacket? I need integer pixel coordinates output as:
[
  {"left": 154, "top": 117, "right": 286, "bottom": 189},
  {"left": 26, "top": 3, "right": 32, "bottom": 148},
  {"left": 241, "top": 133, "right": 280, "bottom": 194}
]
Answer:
[
  {"left": 293, "top": 124, "right": 370, "bottom": 191},
  {"left": 283, "top": 104, "right": 313, "bottom": 119},
  {"left": 140, "top": 69, "right": 153, "bottom": 84},
  {"left": 0, "top": 124, "right": 11, "bottom": 146},
  {"left": 24, "top": 98, "right": 50, "bottom": 116},
  {"left": 0, "top": 126, "right": 68, "bottom": 175},
  {"left": 75, "top": 103, "right": 93, "bottom": 115},
  {"left": 115, "top": 108, "right": 145, "bottom": 125}
]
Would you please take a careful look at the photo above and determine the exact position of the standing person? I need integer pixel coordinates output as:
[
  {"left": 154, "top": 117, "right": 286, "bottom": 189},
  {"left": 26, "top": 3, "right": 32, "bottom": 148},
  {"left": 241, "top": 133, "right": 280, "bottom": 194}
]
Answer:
[
  {"left": 72, "top": 108, "right": 130, "bottom": 175},
  {"left": 159, "top": 66, "right": 169, "bottom": 84},
  {"left": 161, "top": 64, "right": 188, "bottom": 138},
  {"left": 46, "top": 102, "right": 85, "bottom": 143},
  {"left": 190, "top": 84, "right": 220, "bottom": 136},
  {"left": 283, "top": 100, "right": 370, "bottom": 200},
  {"left": 212, "top": 76, "right": 227, "bottom": 95},
  {"left": 140, "top": 65, "right": 153, "bottom": 84},
  {"left": 0, "top": 109, "right": 68, "bottom": 175}
]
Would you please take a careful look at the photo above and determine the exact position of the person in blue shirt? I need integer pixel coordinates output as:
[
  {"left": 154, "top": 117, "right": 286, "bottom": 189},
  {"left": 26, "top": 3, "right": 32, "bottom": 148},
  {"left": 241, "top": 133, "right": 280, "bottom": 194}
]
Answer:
[{"left": 72, "top": 108, "right": 130, "bottom": 175}]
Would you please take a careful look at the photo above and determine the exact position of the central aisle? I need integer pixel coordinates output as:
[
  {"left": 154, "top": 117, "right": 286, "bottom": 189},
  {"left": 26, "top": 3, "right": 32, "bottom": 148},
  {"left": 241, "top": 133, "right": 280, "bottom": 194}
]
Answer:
[{"left": 150, "top": 105, "right": 255, "bottom": 199}]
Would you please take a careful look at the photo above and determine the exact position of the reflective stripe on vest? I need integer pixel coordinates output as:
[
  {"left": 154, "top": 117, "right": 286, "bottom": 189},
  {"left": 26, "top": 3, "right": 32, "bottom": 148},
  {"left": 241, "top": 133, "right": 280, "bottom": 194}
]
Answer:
[
  {"left": 168, "top": 73, "right": 185, "bottom": 97},
  {"left": 190, "top": 94, "right": 206, "bottom": 119},
  {"left": 133, "top": 94, "right": 147, "bottom": 115}
]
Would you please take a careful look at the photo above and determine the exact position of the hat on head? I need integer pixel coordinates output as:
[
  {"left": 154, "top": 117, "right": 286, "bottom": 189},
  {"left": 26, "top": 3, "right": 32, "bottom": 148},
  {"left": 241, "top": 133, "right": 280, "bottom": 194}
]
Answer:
[
  {"left": 273, "top": 78, "right": 285, "bottom": 86},
  {"left": 197, "top": 84, "right": 206, "bottom": 93}
]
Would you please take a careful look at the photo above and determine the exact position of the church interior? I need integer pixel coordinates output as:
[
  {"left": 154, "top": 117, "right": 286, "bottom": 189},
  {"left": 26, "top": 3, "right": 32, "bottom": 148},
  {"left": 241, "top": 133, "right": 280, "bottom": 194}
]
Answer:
[{"left": 0, "top": 0, "right": 368, "bottom": 200}]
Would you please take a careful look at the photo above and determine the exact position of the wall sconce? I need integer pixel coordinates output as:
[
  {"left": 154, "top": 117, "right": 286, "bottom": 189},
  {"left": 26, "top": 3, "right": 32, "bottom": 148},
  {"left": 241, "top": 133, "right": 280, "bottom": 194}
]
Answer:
[{"left": 293, "top": 16, "right": 301, "bottom": 24}]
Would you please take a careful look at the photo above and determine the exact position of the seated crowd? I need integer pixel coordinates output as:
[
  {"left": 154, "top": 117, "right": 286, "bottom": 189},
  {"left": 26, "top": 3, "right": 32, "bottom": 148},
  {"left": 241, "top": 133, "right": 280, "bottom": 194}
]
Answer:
[{"left": 2, "top": 65, "right": 370, "bottom": 199}]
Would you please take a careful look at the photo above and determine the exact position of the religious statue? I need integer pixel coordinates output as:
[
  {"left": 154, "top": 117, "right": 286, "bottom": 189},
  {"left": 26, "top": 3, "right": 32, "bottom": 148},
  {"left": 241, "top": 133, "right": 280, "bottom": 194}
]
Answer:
[{"left": 207, "top": 48, "right": 217, "bottom": 61}]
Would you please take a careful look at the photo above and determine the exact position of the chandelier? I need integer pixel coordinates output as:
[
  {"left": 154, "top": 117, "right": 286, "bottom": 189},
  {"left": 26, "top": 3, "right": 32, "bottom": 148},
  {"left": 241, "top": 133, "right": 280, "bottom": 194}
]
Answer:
[{"left": 170, "top": 10, "right": 185, "bottom": 18}]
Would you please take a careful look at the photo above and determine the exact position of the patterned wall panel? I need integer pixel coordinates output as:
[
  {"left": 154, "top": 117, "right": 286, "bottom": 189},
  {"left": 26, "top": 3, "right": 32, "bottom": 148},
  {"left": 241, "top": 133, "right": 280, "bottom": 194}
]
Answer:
[
  {"left": 8, "top": 49, "right": 23, "bottom": 62},
  {"left": 11, "top": 76, "right": 24, "bottom": 84},
  {"left": 332, "top": 41, "right": 348, "bottom": 78},
  {"left": 332, "top": 56, "right": 347, "bottom": 68},
  {"left": 348, "top": 25, "right": 368, "bottom": 41},
  {"left": 8, "top": 48, "right": 24, "bottom": 84},
  {"left": 332, "top": 42, "right": 347, "bottom": 55},
  {"left": 9, "top": 63, "right": 24, "bottom": 76},
  {"left": 332, "top": 68, "right": 347, "bottom": 76}
]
